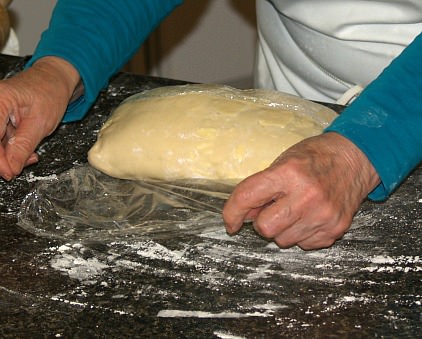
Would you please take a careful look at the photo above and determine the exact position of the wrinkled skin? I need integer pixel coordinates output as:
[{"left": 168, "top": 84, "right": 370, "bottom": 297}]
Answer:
[
  {"left": 223, "top": 132, "right": 380, "bottom": 250},
  {"left": 0, "top": 56, "right": 80, "bottom": 180}
]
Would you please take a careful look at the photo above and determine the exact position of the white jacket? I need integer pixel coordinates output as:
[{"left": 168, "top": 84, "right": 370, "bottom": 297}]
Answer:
[{"left": 255, "top": 0, "right": 422, "bottom": 102}]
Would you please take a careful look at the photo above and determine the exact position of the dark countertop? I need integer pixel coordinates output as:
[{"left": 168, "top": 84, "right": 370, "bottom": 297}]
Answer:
[{"left": 0, "top": 54, "right": 421, "bottom": 338}]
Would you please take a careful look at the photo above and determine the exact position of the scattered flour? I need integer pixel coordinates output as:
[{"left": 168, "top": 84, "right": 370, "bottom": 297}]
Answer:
[
  {"left": 361, "top": 255, "right": 422, "bottom": 273},
  {"left": 214, "top": 331, "right": 246, "bottom": 339},
  {"left": 40, "top": 214, "right": 420, "bottom": 327},
  {"left": 157, "top": 310, "right": 272, "bottom": 318},
  {"left": 25, "top": 172, "right": 58, "bottom": 183},
  {"left": 50, "top": 295, "right": 132, "bottom": 316},
  {"left": 50, "top": 254, "right": 109, "bottom": 283},
  {"left": 49, "top": 243, "right": 109, "bottom": 283}
]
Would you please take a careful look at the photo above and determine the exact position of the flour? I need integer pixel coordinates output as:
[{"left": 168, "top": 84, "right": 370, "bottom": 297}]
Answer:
[
  {"left": 287, "top": 273, "right": 345, "bottom": 284},
  {"left": 50, "top": 295, "right": 133, "bottom": 316},
  {"left": 214, "top": 331, "right": 246, "bottom": 339},
  {"left": 19, "top": 164, "right": 421, "bottom": 336},
  {"left": 361, "top": 255, "right": 422, "bottom": 273},
  {"left": 115, "top": 240, "right": 202, "bottom": 268},
  {"left": 319, "top": 293, "right": 378, "bottom": 314},
  {"left": 45, "top": 224, "right": 419, "bottom": 292},
  {"left": 157, "top": 310, "right": 272, "bottom": 318},
  {"left": 48, "top": 243, "right": 110, "bottom": 284},
  {"left": 25, "top": 172, "right": 58, "bottom": 183},
  {"left": 50, "top": 254, "right": 109, "bottom": 283}
]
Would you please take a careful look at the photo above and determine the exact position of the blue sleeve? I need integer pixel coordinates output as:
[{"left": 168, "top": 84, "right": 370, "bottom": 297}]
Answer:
[
  {"left": 25, "top": 0, "right": 183, "bottom": 122},
  {"left": 325, "top": 33, "right": 422, "bottom": 201}
]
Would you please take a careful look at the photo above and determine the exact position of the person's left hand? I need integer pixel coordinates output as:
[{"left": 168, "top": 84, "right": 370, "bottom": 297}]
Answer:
[{"left": 222, "top": 132, "right": 380, "bottom": 250}]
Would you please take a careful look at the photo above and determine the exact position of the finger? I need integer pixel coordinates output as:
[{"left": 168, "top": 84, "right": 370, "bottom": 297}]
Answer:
[
  {"left": 0, "top": 116, "right": 14, "bottom": 179},
  {"left": 298, "top": 214, "right": 353, "bottom": 250},
  {"left": 0, "top": 120, "right": 29, "bottom": 179},
  {"left": 243, "top": 200, "right": 274, "bottom": 222},
  {"left": 24, "top": 152, "right": 39, "bottom": 167},
  {"left": 0, "top": 144, "right": 13, "bottom": 180},
  {"left": 0, "top": 109, "right": 10, "bottom": 141},
  {"left": 4, "top": 121, "right": 14, "bottom": 141},
  {"left": 296, "top": 230, "right": 338, "bottom": 250},
  {"left": 5, "top": 118, "right": 45, "bottom": 176},
  {"left": 274, "top": 215, "right": 349, "bottom": 250},
  {"left": 1, "top": 123, "right": 12, "bottom": 149},
  {"left": 0, "top": 112, "right": 12, "bottom": 178},
  {"left": 272, "top": 220, "right": 317, "bottom": 249},
  {"left": 253, "top": 197, "right": 301, "bottom": 239},
  {"left": 223, "top": 171, "right": 285, "bottom": 234}
]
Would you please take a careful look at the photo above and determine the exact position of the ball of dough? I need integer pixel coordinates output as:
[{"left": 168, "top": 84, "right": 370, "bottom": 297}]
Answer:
[{"left": 88, "top": 85, "right": 337, "bottom": 183}]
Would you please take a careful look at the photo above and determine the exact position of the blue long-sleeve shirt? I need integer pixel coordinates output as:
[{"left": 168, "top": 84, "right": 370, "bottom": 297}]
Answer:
[
  {"left": 27, "top": 0, "right": 421, "bottom": 201},
  {"left": 27, "top": 0, "right": 183, "bottom": 121},
  {"left": 325, "top": 33, "right": 422, "bottom": 200}
]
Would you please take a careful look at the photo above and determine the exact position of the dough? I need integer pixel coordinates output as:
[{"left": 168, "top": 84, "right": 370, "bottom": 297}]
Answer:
[{"left": 88, "top": 85, "right": 337, "bottom": 183}]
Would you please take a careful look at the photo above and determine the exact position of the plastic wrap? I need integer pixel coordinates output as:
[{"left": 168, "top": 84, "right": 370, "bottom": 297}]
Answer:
[
  {"left": 88, "top": 84, "right": 338, "bottom": 182},
  {"left": 18, "top": 165, "right": 232, "bottom": 241},
  {"left": 121, "top": 83, "right": 337, "bottom": 127},
  {"left": 19, "top": 85, "right": 337, "bottom": 242}
]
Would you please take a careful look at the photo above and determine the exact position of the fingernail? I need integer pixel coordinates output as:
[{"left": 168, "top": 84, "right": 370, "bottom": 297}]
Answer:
[
  {"left": 224, "top": 223, "right": 233, "bottom": 234},
  {"left": 2, "top": 173, "right": 13, "bottom": 181},
  {"left": 225, "top": 222, "right": 239, "bottom": 235},
  {"left": 26, "top": 153, "right": 39, "bottom": 166}
]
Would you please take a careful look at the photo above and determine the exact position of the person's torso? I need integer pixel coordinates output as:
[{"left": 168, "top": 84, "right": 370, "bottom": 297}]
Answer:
[
  {"left": 256, "top": 0, "right": 422, "bottom": 102},
  {"left": 272, "top": 0, "right": 422, "bottom": 43}
]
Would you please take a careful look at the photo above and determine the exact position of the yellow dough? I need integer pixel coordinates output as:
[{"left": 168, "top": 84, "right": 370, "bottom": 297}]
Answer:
[{"left": 88, "top": 85, "right": 337, "bottom": 183}]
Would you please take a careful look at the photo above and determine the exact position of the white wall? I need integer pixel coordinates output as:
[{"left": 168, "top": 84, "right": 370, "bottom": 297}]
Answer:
[
  {"left": 147, "top": 0, "right": 257, "bottom": 87},
  {"left": 8, "top": 0, "right": 56, "bottom": 55},
  {"left": 8, "top": 0, "right": 257, "bottom": 88}
]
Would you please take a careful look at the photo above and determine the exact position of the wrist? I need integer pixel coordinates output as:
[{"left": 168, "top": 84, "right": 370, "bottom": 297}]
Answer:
[
  {"left": 32, "top": 56, "right": 81, "bottom": 102},
  {"left": 324, "top": 132, "right": 380, "bottom": 197}
]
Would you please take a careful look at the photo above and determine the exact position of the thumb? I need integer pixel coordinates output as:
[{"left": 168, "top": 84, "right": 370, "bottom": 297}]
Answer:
[
  {"left": 223, "top": 171, "right": 284, "bottom": 234},
  {"left": 0, "top": 145, "right": 14, "bottom": 180},
  {"left": 5, "top": 119, "right": 45, "bottom": 175}
]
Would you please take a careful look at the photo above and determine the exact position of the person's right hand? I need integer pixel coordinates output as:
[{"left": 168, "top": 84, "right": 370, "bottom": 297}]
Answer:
[
  {"left": 0, "top": 56, "right": 80, "bottom": 180},
  {"left": 223, "top": 132, "right": 381, "bottom": 250}
]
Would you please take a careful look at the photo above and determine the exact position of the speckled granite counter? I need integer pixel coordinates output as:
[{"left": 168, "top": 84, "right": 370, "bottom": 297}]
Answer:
[{"left": 0, "top": 55, "right": 421, "bottom": 338}]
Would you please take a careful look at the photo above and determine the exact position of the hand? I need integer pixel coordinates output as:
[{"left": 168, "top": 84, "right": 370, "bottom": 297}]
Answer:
[
  {"left": 222, "top": 132, "right": 380, "bottom": 250},
  {"left": 0, "top": 56, "right": 80, "bottom": 180}
]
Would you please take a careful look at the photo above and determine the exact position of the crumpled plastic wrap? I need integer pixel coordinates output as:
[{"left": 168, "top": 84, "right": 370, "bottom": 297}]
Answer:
[
  {"left": 18, "top": 165, "right": 232, "bottom": 242},
  {"left": 18, "top": 85, "right": 336, "bottom": 242}
]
